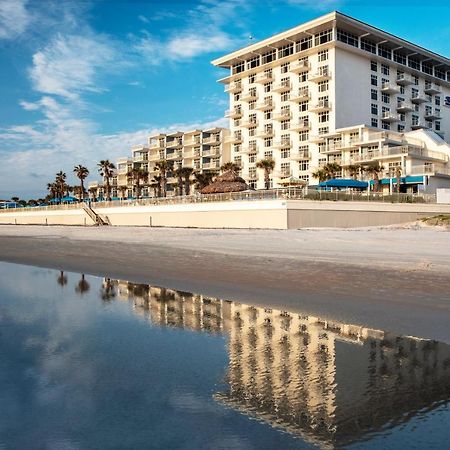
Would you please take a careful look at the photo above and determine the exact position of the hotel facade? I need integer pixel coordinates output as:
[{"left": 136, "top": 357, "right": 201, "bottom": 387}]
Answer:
[{"left": 212, "top": 11, "right": 450, "bottom": 192}]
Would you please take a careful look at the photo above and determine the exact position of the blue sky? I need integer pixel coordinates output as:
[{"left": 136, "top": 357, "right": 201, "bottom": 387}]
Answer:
[{"left": 1, "top": 0, "right": 450, "bottom": 198}]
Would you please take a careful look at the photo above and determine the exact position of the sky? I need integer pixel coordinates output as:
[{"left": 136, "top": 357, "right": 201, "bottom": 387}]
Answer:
[{"left": 1, "top": 0, "right": 450, "bottom": 199}]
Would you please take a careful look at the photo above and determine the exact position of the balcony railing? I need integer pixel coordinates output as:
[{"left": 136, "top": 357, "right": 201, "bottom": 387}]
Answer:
[
  {"left": 410, "top": 164, "right": 450, "bottom": 175},
  {"left": 202, "top": 136, "right": 221, "bottom": 144},
  {"left": 290, "top": 60, "right": 310, "bottom": 73},
  {"left": 424, "top": 83, "right": 441, "bottom": 94},
  {"left": 289, "top": 121, "right": 310, "bottom": 131},
  {"left": 381, "top": 82, "right": 400, "bottom": 94},
  {"left": 396, "top": 74, "right": 414, "bottom": 86},
  {"left": 309, "top": 68, "right": 331, "bottom": 82},
  {"left": 290, "top": 88, "right": 310, "bottom": 102},
  {"left": 225, "top": 108, "right": 243, "bottom": 118},
  {"left": 310, "top": 100, "right": 331, "bottom": 112},
  {"left": 273, "top": 140, "right": 292, "bottom": 149},
  {"left": 381, "top": 111, "right": 400, "bottom": 122},
  {"left": 241, "top": 90, "right": 258, "bottom": 101},
  {"left": 240, "top": 119, "right": 259, "bottom": 128},
  {"left": 273, "top": 111, "right": 292, "bottom": 120},
  {"left": 166, "top": 139, "right": 182, "bottom": 148},
  {"left": 255, "top": 72, "right": 274, "bottom": 83},
  {"left": 224, "top": 81, "right": 242, "bottom": 93},
  {"left": 255, "top": 99, "right": 274, "bottom": 110},
  {"left": 396, "top": 101, "right": 414, "bottom": 112},
  {"left": 273, "top": 81, "right": 292, "bottom": 93},
  {"left": 411, "top": 93, "right": 428, "bottom": 103}
]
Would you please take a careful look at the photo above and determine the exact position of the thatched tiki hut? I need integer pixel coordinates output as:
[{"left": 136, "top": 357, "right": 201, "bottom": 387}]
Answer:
[{"left": 200, "top": 171, "right": 248, "bottom": 194}]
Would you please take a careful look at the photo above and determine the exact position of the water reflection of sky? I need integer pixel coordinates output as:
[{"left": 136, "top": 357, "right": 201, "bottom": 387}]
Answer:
[{"left": 0, "top": 262, "right": 449, "bottom": 450}]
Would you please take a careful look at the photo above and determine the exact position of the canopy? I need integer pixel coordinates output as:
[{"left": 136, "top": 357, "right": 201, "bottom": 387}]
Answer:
[
  {"left": 49, "top": 196, "right": 79, "bottom": 203},
  {"left": 319, "top": 179, "right": 368, "bottom": 189},
  {"left": 278, "top": 177, "right": 307, "bottom": 186}
]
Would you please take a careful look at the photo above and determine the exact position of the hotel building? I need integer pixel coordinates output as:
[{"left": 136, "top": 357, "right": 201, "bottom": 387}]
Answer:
[
  {"left": 89, "top": 128, "right": 230, "bottom": 199},
  {"left": 108, "top": 279, "right": 450, "bottom": 448},
  {"left": 212, "top": 11, "right": 450, "bottom": 192}
]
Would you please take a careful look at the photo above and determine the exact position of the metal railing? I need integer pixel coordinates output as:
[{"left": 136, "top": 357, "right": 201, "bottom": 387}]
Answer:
[{"left": 0, "top": 189, "right": 437, "bottom": 214}]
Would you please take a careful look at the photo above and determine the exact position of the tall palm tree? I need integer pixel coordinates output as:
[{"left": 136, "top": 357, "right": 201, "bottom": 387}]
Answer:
[
  {"left": 73, "top": 165, "right": 89, "bottom": 201},
  {"left": 97, "top": 160, "right": 116, "bottom": 201},
  {"left": 312, "top": 168, "right": 328, "bottom": 183},
  {"left": 174, "top": 167, "right": 184, "bottom": 196},
  {"left": 55, "top": 171, "right": 67, "bottom": 199},
  {"left": 47, "top": 182, "right": 57, "bottom": 199},
  {"left": 256, "top": 158, "right": 275, "bottom": 190},
  {"left": 88, "top": 186, "right": 98, "bottom": 201},
  {"left": 220, "top": 162, "right": 240, "bottom": 173},
  {"left": 127, "top": 167, "right": 149, "bottom": 199},
  {"left": 181, "top": 167, "right": 194, "bottom": 195},
  {"left": 75, "top": 274, "right": 90, "bottom": 295},
  {"left": 155, "top": 160, "right": 174, "bottom": 197},
  {"left": 119, "top": 185, "right": 128, "bottom": 200},
  {"left": 194, "top": 171, "right": 216, "bottom": 190},
  {"left": 347, "top": 164, "right": 361, "bottom": 180},
  {"left": 324, "top": 162, "right": 342, "bottom": 179},
  {"left": 363, "top": 162, "right": 385, "bottom": 192},
  {"left": 151, "top": 176, "right": 162, "bottom": 197},
  {"left": 395, "top": 166, "right": 402, "bottom": 193}
]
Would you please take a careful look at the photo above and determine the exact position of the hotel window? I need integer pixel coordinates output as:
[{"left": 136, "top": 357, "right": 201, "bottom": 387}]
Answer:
[
  {"left": 249, "top": 152, "right": 257, "bottom": 163},
  {"left": 397, "top": 124, "right": 405, "bottom": 132},
  {"left": 436, "top": 121, "right": 441, "bottom": 131},
  {"left": 371, "top": 60, "right": 378, "bottom": 72},
  {"left": 315, "top": 29, "right": 332, "bottom": 45},
  {"left": 337, "top": 29, "right": 358, "bottom": 47},
  {"left": 299, "top": 72, "right": 308, "bottom": 83},
  {"left": 318, "top": 111, "right": 329, "bottom": 123},
  {"left": 318, "top": 49, "right": 328, "bottom": 62},
  {"left": 248, "top": 74, "right": 256, "bottom": 84},
  {"left": 361, "top": 38, "right": 376, "bottom": 54},
  {"left": 436, "top": 96, "right": 441, "bottom": 106},
  {"left": 264, "top": 110, "right": 272, "bottom": 120},
  {"left": 426, "top": 120, "right": 432, "bottom": 128},
  {"left": 264, "top": 137, "right": 272, "bottom": 147},
  {"left": 281, "top": 62, "right": 290, "bottom": 74},
  {"left": 299, "top": 160, "right": 309, "bottom": 171},
  {"left": 249, "top": 127, "right": 256, "bottom": 137},
  {"left": 393, "top": 52, "right": 407, "bottom": 65},
  {"left": 233, "top": 119, "right": 240, "bottom": 127},
  {"left": 371, "top": 75, "right": 377, "bottom": 86},
  {"left": 249, "top": 113, "right": 257, "bottom": 124},
  {"left": 412, "top": 115, "right": 419, "bottom": 126},
  {"left": 247, "top": 56, "right": 260, "bottom": 70},
  {"left": 234, "top": 156, "right": 242, "bottom": 165},
  {"left": 281, "top": 162, "right": 291, "bottom": 174},
  {"left": 249, "top": 101, "right": 256, "bottom": 110},
  {"left": 399, "top": 113, "right": 406, "bottom": 122},
  {"left": 233, "top": 93, "right": 240, "bottom": 102},
  {"left": 318, "top": 126, "right": 329, "bottom": 135},
  {"left": 298, "top": 145, "right": 308, "bottom": 156},
  {"left": 233, "top": 144, "right": 241, "bottom": 153},
  {"left": 409, "top": 58, "right": 420, "bottom": 70},
  {"left": 278, "top": 43, "right": 294, "bottom": 58},
  {"left": 264, "top": 82, "right": 272, "bottom": 93},
  {"left": 299, "top": 100, "right": 309, "bottom": 112},
  {"left": 425, "top": 105, "right": 432, "bottom": 116},
  {"left": 264, "top": 150, "right": 273, "bottom": 159},
  {"left": 318, "top": 80, "right": 329, "bottom": 92},
  {"left": 371, "top": 89, "right": 378, "bottom": 100},
  {"left": 414, "top": 104, "right": 419, "bottom": 112},
  {"left": 233, "top": 61, "right": 245, "bottom": 74},
  {"left": 382, "top": 122, "right": 390, "bottom": 130},
  {"left": 299, "top": 131, "right": 309, "bottom": 141},
  {"left": 297, "top": 36, "right": 312, "bottom": 51},
  {"left": 371, "top": 104, "right": 378, "bottom": 115},
  {"left": 422, "top": 63, "right": 433, "bottom": 75},
  {"left": 371, "top": 118, "right": 378, "bottom": 127},
  {"left": 281, "top": 120, "right": 290, "bottom": 130},
  {"left": 400, "top": 86, "right": 405, "bottom": 94},
  {"left": 281, "top": 148, "right": 290, "bottom": 159},
  {"left": 382, "top": 93, "right": 390, "bottom": 104},
  {"left": 262, "top": 50, "right": 276, "bottom": 65},
  {"left": 281, "top": 92, "right": 290, "bottom": 102},
  {"left": 381, "top": 64, "right": 390, "bottom": 75},
  {"left": 264, "top": 124, "right": 273, "bottom": 134},
  {"left": 378, "top": 46, "right": 392, "bottom": 59}
]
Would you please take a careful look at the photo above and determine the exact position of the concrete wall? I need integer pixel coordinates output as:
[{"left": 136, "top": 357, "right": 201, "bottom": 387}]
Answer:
[
  {"left": 437, "top": 188, "right": 450, "bottom": 204},
  {"left": 1, "top": 200, "right": 449, "bottom": 229}
]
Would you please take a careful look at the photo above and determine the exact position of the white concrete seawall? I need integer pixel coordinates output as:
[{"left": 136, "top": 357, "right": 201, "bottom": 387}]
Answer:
[{"left": 0, "top": 200, "right": 449, "bottom": 229}]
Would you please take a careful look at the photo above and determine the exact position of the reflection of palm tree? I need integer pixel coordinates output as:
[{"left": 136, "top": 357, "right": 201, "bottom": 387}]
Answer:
[
  {"left": 57, "top": 270, "right": 67, "bottom": 286},
  {"left": 75, "top": 274, "right": 90, "bottom": 295},
  {"left": 101, "top": 278, "right": 116, "bottom": 302}
]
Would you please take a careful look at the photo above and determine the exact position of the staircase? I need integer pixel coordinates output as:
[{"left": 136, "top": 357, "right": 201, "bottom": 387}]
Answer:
[{"left": 82, "top": 203, "right": 109, "bottom": 226}]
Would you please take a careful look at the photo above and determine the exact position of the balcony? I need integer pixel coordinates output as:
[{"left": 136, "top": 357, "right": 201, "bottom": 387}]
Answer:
[
  {"left": 183, "top": 137, "right": 201, "bottom": 147},
  {"left": 133, "top": 154, "right": 149, "bottom": 163},
  {"left": 202, "top": 148, "right": 220, "bottom": 157},
  {"left": 149, "top": 153, "right": 163, "bottom": 162},
  {"left": 183, "top": 149, "right": 201, "bottom": 158},
  {"left": 310, "top": 100, "right": 331, "bottom": 112},
  {"left": 166, "top": 151, "right": 183, "bottom": 160},
  {"left": 396, "top": 74, "right": 414, "bottom": 86},
  {"left": 411, "top": 93, "right": 428, "bottom": 104},
  {"left": 224, "top": 81, "right": 242, "bottom": 93},
  {"left": 273, "top": 81, "right": 292, "bottom": 93},
  {"left": 225, "top": 134, "right": 243, "bottom": 143},
  {"left": 289, "top": 121, "right": 310, "bottom": 131},
  {"left": 255, "top": 72, "right": 274, "bottom": 83},
  {"left": 166, "top": 139, "right": 182, "bottom": 148},
  {"left": 225, "top": 108, "right": 243, "bottom": 119},
  {"left": 149, "top": 141, "right": 164, "bottom": 150},
  {"left": 290, "top": 60, "right": 310, "bottom": 73},
  {"left": 202, "top": 162, "right": 220, "bottom": 170},
  {"left": 241, "top": 146, "right": 257, "bottom": 154},
  {"left": 290, "top": 151, "right": 310, "bottom": 161},
  {"left": 273, "top": 111, "right": 292, "bottom": 120},
  {"left": 255, "top": 99, "right": 274, "bottom": 111},
  {"left": 275, "top": 169, "right": 292, "bottom": 178},
  {"left": 290, "top": 88, "right": 310, "bottom": 102},
  {"left": 256, "top": 128, "right": 274, "bottom": 138},
  {"left": 273, "top": 140, "right": 292, "bottom": 149},
  {"left": 396, "top": 101, "right": 414, "bottom": 113},
  {"left": 381, "top": 111, "right": 400, "bottom": 122},
  {"left": 424, "top": 83, "right": 441, "bottom": 95},
  {"left": 240, "top": 119, "right": 259, "bottom": 128},
  {"left": 381, "top": 82, "right": 400, "bottom": 94},
  {"left": 410, "top": 164, "right": 450, "bottom": 176},
  {"left": 203, "top": 135, "right": 221, "bottom": 144},
  {"left": 241, "top": 90, "right": 258, "bottom": 102},
  {"left": 309, "top": 69, "right": 331, "bottom": 82},
  {"left": 424, "top": 110, "right": 441, "bottom": 120},
  {"left": 309, "top": 134, "right": 326, "bottom": 143}
]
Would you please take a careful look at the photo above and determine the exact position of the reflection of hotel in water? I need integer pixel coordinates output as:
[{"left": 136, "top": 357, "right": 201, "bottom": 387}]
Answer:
[{"left": 108, "top": 279, "right": 450, "bottom": 448}]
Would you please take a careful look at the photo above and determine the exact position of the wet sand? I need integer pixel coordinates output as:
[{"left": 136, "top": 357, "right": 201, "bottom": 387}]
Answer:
[{"left": 0, "top": 224, "right": 449, "bottom": 342}]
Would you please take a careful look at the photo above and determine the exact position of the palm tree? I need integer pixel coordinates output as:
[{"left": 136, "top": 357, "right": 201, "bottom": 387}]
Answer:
[
  {"left": 174, "top": 167, "right": 184, "bottom": 196},
  {"left": 46, "top": 183, "right": 57, "bottom": 199},
  {"left": 155, "top": 160, "right": 174, "bottom": 197},
  {"left": 220, "top": 162, "right": 240, "bottom": 173},
  {"left": 73, "top": 165, "right": 89, "bottom": 201},
  {"left": 127, "top": 167, "right": 149, "bottom": 199},
  {"left": 97, "top": 160, "right": 116, "bottom": 201},
  {"left": 347, "top": 164, "right": 361, "bottom": 180},
  {"left": 151, "top": 176, "right": 162, "bottom": 197},
  {"left": 312, "top": 168, "right": 328, "bottom": 183},
  {"left": 194, "top": 171, "right": 216, "bottom": 190},
  {"left": 75, "top": 274, "right": 90, "bottom": 295},
  {"left": 11, "top": 196, "right": 20, "bottom": 203},
  {"left": 119, "top": 185, "right": 128, "bottom": 200},
  {"left": 181, "top": 167, "right": 194, "bottom": 195},
  {"left": 256, "top": 158, "right": 275, "bottom": 190},
  {"left": 363, "top": 162, "right": 385, "bottom": 192},
  {"left": 88, "top": 186, "right": 98, "bottom": 201},
  {"left": 55, "top": 171, "right": 67, "bottom": 199},
  {"left": 395, "top": 166, "right": 402, "bottom": 193},
  {"left": 324, "top": 162, "right": 342, "bottom": 179}
]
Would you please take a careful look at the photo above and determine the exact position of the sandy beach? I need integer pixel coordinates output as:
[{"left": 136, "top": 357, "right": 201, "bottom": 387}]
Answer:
[{"left": 0, "top": 224, "right": 449, "bottom": 342}]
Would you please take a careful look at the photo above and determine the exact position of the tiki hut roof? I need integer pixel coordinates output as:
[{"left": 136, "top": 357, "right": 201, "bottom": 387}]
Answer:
[{"left": 200, "top": 171, "right": 248, "bottom": 194}]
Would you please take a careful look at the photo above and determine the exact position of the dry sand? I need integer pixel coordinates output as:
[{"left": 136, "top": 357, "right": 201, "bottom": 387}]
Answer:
[{"left": 0, "top": 224, "right": 449, "bottom": 342}]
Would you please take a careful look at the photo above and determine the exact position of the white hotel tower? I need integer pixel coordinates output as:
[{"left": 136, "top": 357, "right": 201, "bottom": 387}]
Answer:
[{"left": 213, "top": 11, "right": 450, "bottom": 192}]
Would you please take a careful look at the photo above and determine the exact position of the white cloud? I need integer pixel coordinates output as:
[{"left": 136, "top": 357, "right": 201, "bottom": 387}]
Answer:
[
  {"left": 285, "top": 0, "right": 343, "bottom": 10},
  {"left": 19, "top": 100, "right": 40, "bottom": 111},
  {"left": 29, "top": 34, "right": 117, "bottom": 100},
  {"left": 0, "top": 0, "right": 30, "bottom": 39}
]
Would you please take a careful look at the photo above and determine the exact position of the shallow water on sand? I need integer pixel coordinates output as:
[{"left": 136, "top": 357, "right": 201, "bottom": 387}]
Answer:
[{"left": 0, "top": 262, "right": 449, "bottom": 449}]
